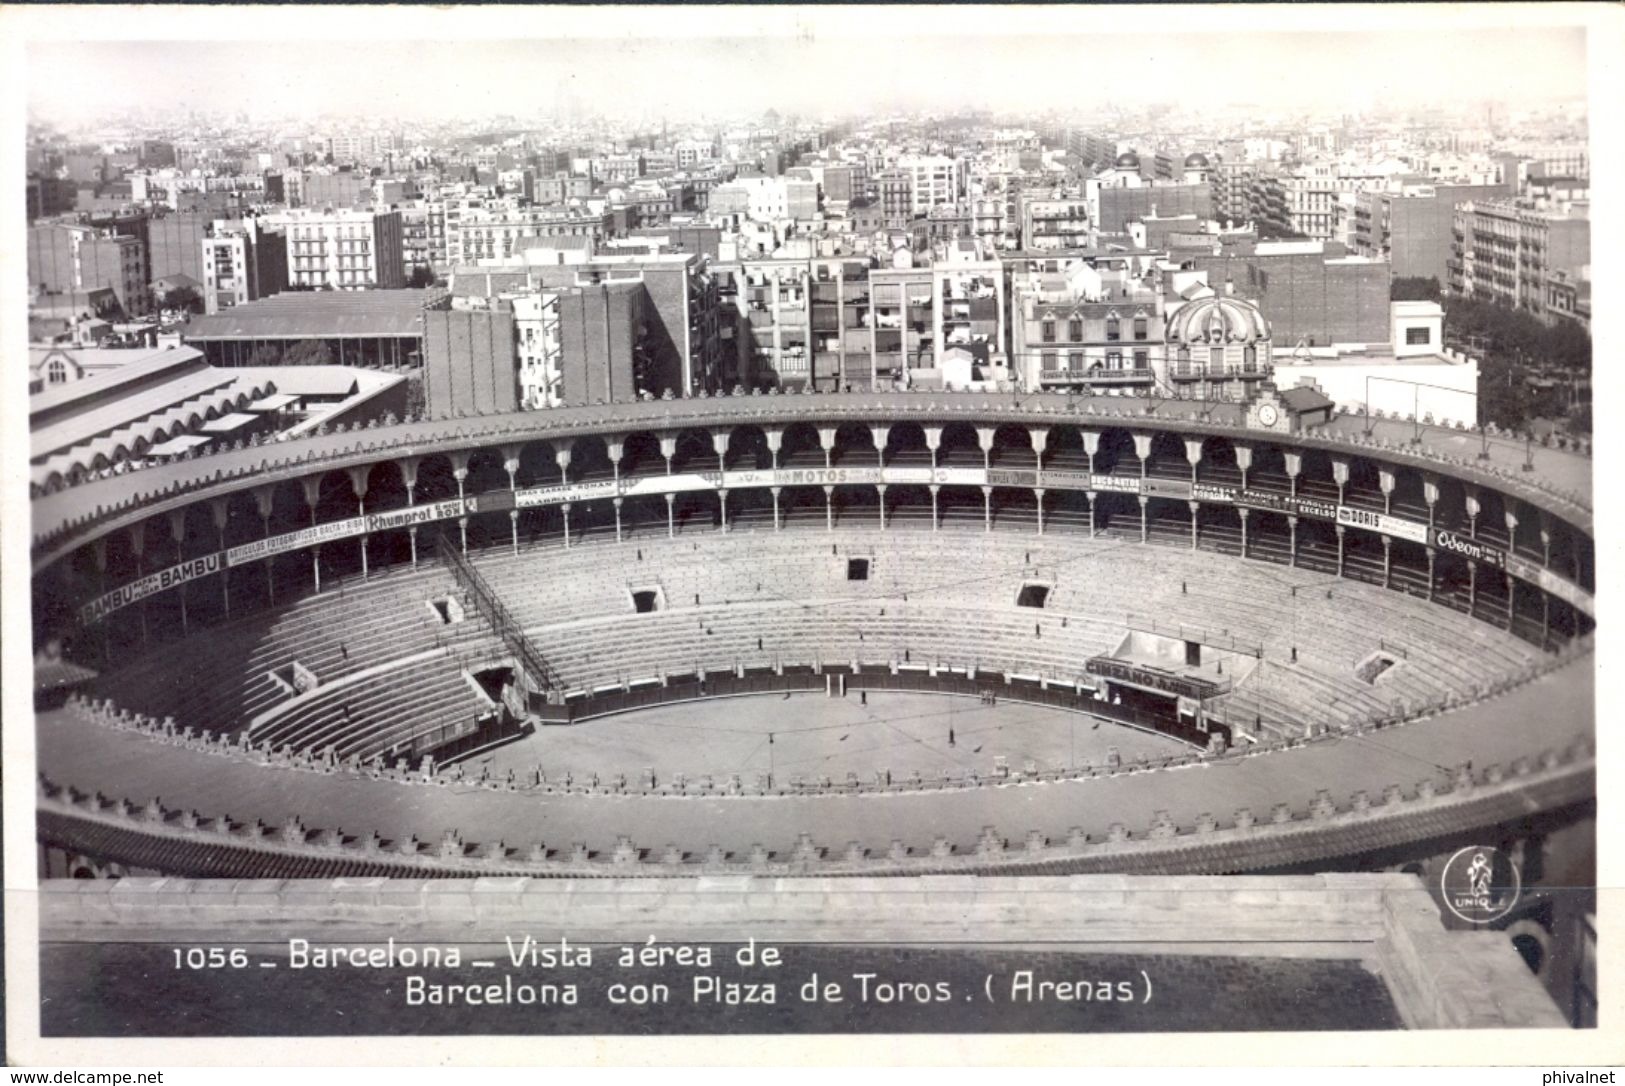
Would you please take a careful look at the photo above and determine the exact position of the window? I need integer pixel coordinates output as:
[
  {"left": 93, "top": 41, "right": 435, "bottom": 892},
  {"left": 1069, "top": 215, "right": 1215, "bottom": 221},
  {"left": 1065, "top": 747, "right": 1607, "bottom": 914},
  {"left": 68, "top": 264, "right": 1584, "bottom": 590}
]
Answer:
[
  {"left": 1106, "top": 317, "right": 1120, "bottom": 341},
  {"left": 847, "top": 559, "right": 870, "bottom": 581},
  {"left": 1405, "top": 327, "right": 1430, "bottom": 345},
  {"left": 1133, "top": 349, "right": 1148, "bottom": 371},
  {"left": 47, "top": 360, "right": 67, "bottom": 385},
  {"left": 1211, "top": 347, "right": 1225, "bottom": 369},
  {"left": 1244, "top": 346, "right": 1257, "bottom": 371},
  {"left": 1134, "top": 316, "right": 1148, "bottom": 341},
  {"left": 1068, "top": 318, "right": 1083, "bottom": 341},
  {"left": 1177, "top": 346, "right": 1191, "bottom": 375},
  {"left": 1041, "top": 351, "right": 1057, "bottom": 371},
  {"left": 1041, "top": 319, "right": 1056, "bottom": 343},
  {"left": 1068, "top": 351, "right": 1083, "bottom": 371},
  {"left": 1106, "top": 351, "right": 1122, "bottom": 369}
]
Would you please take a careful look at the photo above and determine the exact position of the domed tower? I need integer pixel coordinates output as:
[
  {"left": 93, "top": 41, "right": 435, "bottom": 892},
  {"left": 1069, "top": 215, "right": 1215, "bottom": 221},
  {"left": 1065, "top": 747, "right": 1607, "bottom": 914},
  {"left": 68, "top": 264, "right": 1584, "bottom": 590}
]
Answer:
[
  {"left": 1163, "top": 294, "right": 1272, "bottom": 401},
  {"left": 1113, "top": 150, "right": 1142, "bottom": 175},
  {"left": 1182, "top": 151, "right": 1211, "bottom": 185}
]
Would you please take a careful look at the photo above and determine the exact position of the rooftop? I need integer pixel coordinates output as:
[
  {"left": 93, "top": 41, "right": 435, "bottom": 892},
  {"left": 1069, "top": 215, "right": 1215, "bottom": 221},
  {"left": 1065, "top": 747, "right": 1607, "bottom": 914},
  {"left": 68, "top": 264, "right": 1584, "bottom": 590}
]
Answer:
[
  {"left": 181, "top": 289, "right": 447, "bottom": 341},
  {"left": 29, "top": 346, "right": 205, "bottom": 423}
]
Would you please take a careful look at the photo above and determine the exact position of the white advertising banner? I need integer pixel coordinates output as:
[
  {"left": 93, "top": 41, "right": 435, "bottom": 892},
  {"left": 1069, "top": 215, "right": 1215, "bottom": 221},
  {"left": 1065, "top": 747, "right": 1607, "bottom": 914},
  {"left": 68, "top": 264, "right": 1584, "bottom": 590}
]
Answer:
[
  {"left": 79, "top": 553, "right": 224, "bottom": 625},
  {"left": 514, "top": 480, "right": 619, "bottom": 509},
  {"left": 1335, "top": 505, "right": 1429, "bottom": 544},
  {"left": 225, "top": 516, "right": 369, "bottom": 567}
]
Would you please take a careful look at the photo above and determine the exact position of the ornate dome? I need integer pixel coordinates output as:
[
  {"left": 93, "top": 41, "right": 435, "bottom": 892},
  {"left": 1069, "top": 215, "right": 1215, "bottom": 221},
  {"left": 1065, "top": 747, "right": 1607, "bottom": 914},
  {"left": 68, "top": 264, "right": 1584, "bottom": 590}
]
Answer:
[
  {"left": 1184, "top": 152, "right": 1210, "bottom": 168},
  {"left": 1113, "top": 151, "right": 1141, "bottom": 170},
  {"left": 1166, "top": 296, "right": 1271, "bottom": 345}
]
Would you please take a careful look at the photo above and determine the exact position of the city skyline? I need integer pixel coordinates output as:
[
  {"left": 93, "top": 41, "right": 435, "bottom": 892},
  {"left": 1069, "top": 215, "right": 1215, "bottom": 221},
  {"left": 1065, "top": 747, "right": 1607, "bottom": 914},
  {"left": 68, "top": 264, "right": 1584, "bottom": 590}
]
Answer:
[{"left": 26, "top": 21, "right": 1590, "bottom": 127}]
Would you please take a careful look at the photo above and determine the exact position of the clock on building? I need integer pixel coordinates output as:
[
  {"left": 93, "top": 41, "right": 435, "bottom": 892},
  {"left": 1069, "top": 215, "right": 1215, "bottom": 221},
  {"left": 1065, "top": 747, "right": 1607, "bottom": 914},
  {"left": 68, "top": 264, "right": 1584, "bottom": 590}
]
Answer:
[{"left": 1246, "top": 385, "right": 1291, "bottom": 432}]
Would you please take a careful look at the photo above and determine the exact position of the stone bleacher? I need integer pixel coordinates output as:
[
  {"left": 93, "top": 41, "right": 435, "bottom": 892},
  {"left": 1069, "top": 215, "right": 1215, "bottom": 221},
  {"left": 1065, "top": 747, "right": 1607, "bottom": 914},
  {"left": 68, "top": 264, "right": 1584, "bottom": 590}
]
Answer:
[
  {"left": 85, "top": 522, "right": 1544, "bottom": 760},
  {"left": 88, "top": 563, "right": 503, "bottom": 761}
]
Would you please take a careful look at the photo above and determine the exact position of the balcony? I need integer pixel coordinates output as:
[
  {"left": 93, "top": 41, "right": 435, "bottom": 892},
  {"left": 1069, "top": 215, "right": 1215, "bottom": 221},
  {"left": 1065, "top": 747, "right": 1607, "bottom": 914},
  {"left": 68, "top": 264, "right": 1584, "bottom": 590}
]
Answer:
[{"left": 1040, "top": 367, "right": 1154, "bottom": 386}]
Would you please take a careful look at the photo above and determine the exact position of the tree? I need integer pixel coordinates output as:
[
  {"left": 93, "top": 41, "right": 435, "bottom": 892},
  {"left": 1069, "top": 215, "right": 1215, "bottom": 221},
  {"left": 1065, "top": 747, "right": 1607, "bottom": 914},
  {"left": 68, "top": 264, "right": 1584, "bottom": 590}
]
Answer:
[
  {"left": 247, "top": 345, "right": 282, "bottom": 367},
  {"left": 1390, "top": 276, "right": 1440, "bottom": 302},
  {"left": 163, "top": 285, "right": 205, "bottom": 314},
  {"left": 407, "top": 265, "right": 436, "bottom": 289},
  {"left": 282, "top": 340, "right": 335, "bottom": 366},
  {"left": 1256, "top": 221, "right": 1309, "bottom": 241}
]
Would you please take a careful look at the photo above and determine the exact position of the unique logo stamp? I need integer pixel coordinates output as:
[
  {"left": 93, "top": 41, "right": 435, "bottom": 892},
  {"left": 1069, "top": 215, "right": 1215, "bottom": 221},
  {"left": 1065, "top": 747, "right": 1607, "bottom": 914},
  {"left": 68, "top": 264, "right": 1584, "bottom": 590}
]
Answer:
[{"left": 1439, "top": 846, "right": 1522, "bottom": 924}]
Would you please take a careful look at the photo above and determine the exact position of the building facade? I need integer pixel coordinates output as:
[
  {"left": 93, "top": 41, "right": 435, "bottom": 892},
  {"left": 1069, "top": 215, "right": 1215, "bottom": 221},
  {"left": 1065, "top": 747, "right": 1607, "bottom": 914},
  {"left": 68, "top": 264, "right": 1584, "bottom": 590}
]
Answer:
[
  {"left": 449, "top": 208, "right": 613, "bottom": 266},
  {"left": 1162, "top": 293, "right": 1273, "bottom": 401},
  {"left": 1186, "top": 241, "right": 1390, "bottom": 348},
  {"left": 1349, "top": 183, "right": 1509, "bottom": 283},
  {"left": 1448, "top": 200, "right": 1591, "bottom": 324},
  {"left": 201, "top": 220, "right": 290, "bottom": 315},
  {"left": 26, "top": 221, "right": 151, "bottom": 318},
  {"left": 260, "top": 208, "right": 406, "bottom": 291}
]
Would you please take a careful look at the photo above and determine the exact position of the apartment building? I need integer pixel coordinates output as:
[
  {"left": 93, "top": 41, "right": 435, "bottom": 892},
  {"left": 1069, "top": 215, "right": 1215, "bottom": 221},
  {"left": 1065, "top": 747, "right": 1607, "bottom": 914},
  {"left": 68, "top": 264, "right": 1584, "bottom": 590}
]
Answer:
[
  {"left": 261, "top": 208, "right": 406, "bottom": 291},
  {"left": 896, "top": 154, "right": 963, "bottom": 214},
  {"left": 932, "top": 251, "right": 1006, "bottom": 374},
  {"left": 1210, "top": 159, "right": 1256, "bottom": 226},
  {"left": 875, "top": 170, "right": 913, "bottom": 228},
  {"left": 513, "top": 291, "right": 565, "bottom": 408},
  {"left": 398, "top": 204, "right": 432, "bottom": 279},
  {"left": 1019, "top": 194, "right": 1091, "bottom": 250},
  {"left": 1248, "top": 170, "right": 1292, "bottom": 236},
  {"left": 1279, "top": 161, "right": 1346, "bottom": 241},
  {"left": 449, "top": 207, "right": 614, "bottom": 265},
  {"left": 201, "top": 219, "right": 289, "bottom": 314},
  {"left": 1448, "top": 199, "right": 1591, "bottom": 324},
  {"left": 1012, "top": 258, "right": 1164, "bottom": 393},
  {"left": 807, "top": 256, "right": 877, "bottom": 391},
  {"left": 707, "top": 176, "right": 819, "bottom": 224},
  {"left": 431, "top": 250, "right": 723, "bottom": 413},
  {"left": 1348, "top": 183, "right": 1509, "bottom": 283},
  {"left": 26, "top": 220, "right": 151, "bottom": 318},
  {"left": 868, "top": 265, "right": 936, "bottom": 385},
  {"left": 714, "top": 257, "right": 813, "bottom": 388}
]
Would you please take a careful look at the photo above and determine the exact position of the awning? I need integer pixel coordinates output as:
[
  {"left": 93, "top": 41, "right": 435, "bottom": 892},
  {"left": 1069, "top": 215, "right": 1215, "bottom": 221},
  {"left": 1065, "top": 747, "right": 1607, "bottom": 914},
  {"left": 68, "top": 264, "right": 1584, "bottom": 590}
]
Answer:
[
  {"left": 144, "top": 434, "right": 213, "bottom": 458},
  {"left": 246, "top": 393, "right": 301, "bottom": 412},
  {"left": 200, "top": 412, "right": 260, "bottom": 434}
]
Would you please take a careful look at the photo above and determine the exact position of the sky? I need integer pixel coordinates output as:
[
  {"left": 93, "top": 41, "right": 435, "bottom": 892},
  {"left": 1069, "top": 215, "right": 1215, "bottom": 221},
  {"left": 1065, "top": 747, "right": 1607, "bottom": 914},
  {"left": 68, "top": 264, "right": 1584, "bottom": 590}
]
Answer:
[{"left": 22, "top": 14, "right": 1591, "bottom": 127}]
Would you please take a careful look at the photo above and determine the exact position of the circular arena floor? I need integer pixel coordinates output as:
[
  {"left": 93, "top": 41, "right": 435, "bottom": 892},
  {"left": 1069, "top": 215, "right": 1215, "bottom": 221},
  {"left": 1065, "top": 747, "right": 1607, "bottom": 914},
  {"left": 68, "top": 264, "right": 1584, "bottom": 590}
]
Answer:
[
  {"left": 473, "top": 692, "right": 1188, "bottom": 783},
  {"left": 35, "top": 656, "right": 1591, "bottom": 858}
]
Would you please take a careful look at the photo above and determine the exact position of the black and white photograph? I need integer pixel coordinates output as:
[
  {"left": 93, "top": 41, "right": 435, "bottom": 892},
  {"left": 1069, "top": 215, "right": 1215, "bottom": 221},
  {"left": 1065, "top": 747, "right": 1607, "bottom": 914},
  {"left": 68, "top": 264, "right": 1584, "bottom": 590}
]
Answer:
[{"left": 2, "top": 2, "right": 1618, "bottom": 1067}]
